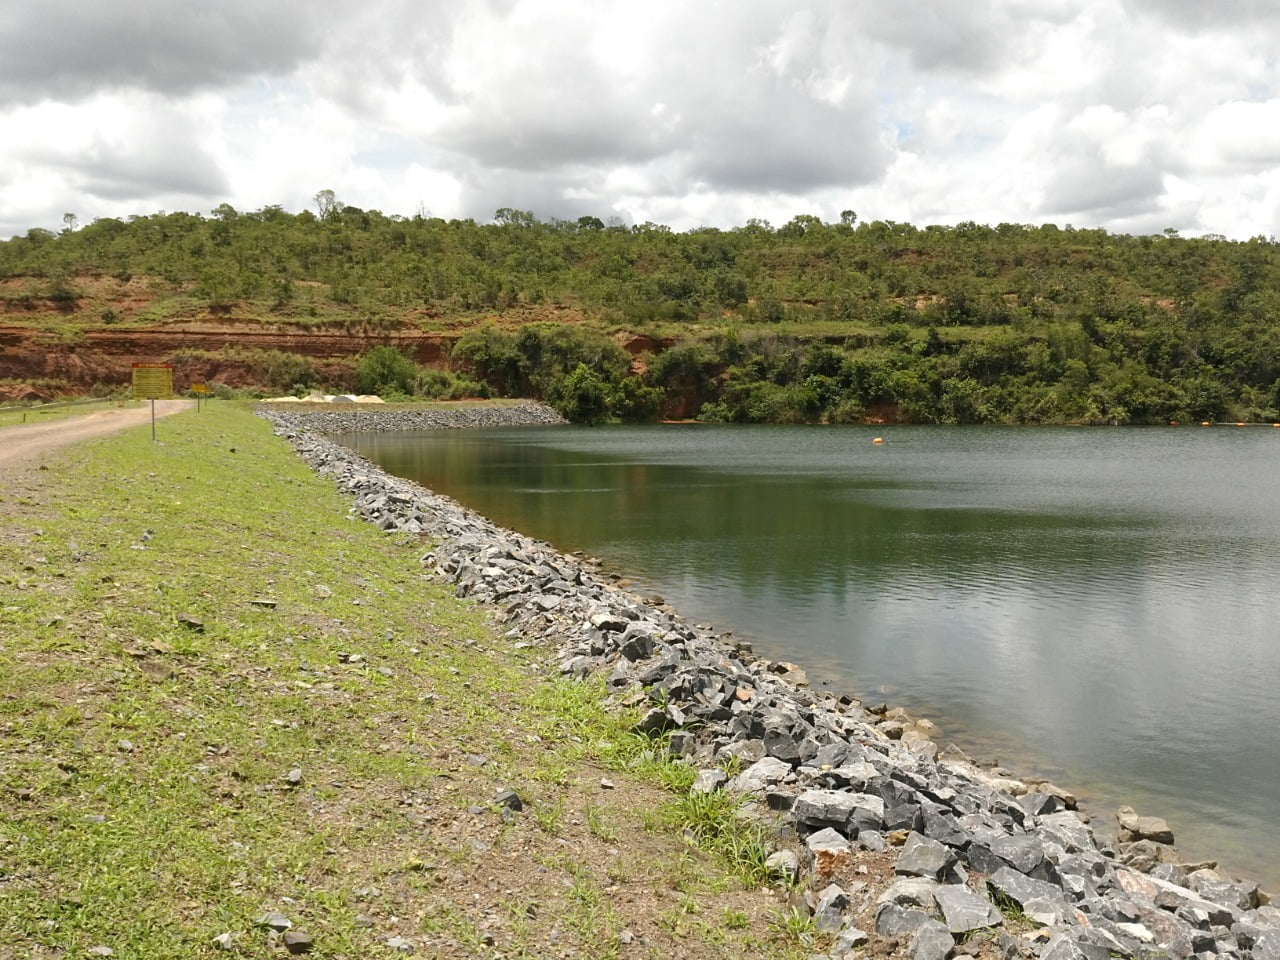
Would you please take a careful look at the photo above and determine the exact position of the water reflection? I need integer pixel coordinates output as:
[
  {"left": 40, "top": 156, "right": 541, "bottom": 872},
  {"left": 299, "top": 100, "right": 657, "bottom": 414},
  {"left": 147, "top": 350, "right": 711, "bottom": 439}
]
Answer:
[{"left": 346, "top": 425, "right": 1280, "bottom": 884}]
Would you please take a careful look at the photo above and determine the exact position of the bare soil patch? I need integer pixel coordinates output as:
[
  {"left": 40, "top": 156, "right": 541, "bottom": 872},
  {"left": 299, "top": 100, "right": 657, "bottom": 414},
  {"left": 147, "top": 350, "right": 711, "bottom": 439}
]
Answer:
[{"left": 0, "top": 399, "right": 191, "bottom": 479}]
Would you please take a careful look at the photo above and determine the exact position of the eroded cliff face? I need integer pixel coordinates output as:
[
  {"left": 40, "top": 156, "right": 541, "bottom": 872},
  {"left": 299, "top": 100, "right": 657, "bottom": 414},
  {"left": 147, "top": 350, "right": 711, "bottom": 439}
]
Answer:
[
  {"left": 1, "top": 318, "right": 686, "bottom": 404},
  {"left": 0, "top": 322, "right": 459, "bottom": 395}
]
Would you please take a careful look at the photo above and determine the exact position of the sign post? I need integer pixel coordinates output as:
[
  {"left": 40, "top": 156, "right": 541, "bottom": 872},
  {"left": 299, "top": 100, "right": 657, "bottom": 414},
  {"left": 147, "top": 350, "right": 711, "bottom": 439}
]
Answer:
[
  {"left": 191, "top": 381, "right": 208, "bottom": 413},
  {"left": 131, "top": 363, "right": 174, "bottom": 441}
]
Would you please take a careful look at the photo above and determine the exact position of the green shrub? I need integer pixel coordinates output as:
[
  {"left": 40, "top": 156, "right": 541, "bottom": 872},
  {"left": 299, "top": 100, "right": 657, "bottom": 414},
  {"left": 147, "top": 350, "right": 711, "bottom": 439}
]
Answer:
[
  {"left": 355, "top": 345, "right": 419, "bottom": 396},
  {"left": 253, "top": 350, "right": 315, "bottom": 392},
  {"left": 412, "top": 369, "right": 490, "bottom": 400},
  {"left": 609, "top": 376, "right": 664, "bottom": 422},
  {"left": 549, "top": 363, "right": 609, "bottom": 424}
]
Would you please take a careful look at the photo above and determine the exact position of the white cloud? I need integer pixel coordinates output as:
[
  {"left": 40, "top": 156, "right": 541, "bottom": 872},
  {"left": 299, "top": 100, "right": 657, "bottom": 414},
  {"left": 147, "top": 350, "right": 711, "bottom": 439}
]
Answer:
[
  {"left": 1195, "top": 100, "right": 1280, "bottom": 173},
  {"left": 2, "top": 1, "right": 1280, "bottom": 239}
]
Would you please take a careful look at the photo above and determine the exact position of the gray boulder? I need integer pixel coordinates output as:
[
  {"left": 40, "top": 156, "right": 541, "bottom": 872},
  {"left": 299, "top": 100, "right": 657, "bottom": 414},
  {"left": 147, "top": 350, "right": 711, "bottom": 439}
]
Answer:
[
  {"left": 832, "top": 925, "right": 869, "bottom": 957},
  {"left": 910, "top": 918, "right": 956, "bottom": 960},
  {"left": 875, "top": 903, "right": 933, "bottom": 938},
  {"left": 807, "top": 828, "right": 854, "bottom": 881},
  {"left": 896, "top": 832, "right": 955, "bottom": 879},
  {"left": 794, "top": 789, "right": 857, "bottom": 828},
  {"left": 879, "top": 877, "right": 941, "bottom": 910},
  {"left": 1249, "top": 927, "right": 1280, "bottom": 960},
  {"left": 934, "top": 884, "right": 1002, "bottom": 933},
  {"left": 814, "top": 884, "right": 850, "bottom": 933},
  {"left": 728, "top": 756, "right": 793, "bottom": 794},
  {"left": 1116, "top": 805, "right": 1175, "bottom": 845}
]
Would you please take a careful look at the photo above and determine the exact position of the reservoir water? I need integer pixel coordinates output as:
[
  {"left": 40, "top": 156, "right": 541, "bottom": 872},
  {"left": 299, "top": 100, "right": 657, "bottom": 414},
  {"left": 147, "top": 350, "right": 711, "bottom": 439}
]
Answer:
[{"left": 343, "top": 424, "right": 1280, "bottom": 886}]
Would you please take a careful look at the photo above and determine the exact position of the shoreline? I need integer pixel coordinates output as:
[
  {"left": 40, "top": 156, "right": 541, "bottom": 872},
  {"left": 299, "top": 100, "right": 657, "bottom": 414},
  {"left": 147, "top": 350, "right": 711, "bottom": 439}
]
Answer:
[{"left": 261, "top": 401, "right": 1280, "bottom": 960}]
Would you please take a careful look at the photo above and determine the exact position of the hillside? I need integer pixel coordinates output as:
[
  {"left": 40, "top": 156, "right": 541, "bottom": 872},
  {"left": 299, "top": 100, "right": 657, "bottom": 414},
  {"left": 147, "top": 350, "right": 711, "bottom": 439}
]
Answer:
[{"left": 2, "top": 206, "right": 1278, "bottom": 423}]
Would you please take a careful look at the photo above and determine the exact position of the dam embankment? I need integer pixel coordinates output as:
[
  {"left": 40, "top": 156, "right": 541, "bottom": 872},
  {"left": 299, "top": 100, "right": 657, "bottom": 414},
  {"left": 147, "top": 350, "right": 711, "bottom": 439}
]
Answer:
[{"left": 260, "top": 402, "right": 1280, "bottom": 960}]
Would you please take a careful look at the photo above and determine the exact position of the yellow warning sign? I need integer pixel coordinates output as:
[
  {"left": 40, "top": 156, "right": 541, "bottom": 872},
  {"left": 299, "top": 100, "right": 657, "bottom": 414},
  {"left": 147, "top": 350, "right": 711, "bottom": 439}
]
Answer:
[
  {"left": 191, "top": 382, "right": 208, "bottom": 394},
  {"left": 132, "top": 363, "right": 173, "bottom": 400}
]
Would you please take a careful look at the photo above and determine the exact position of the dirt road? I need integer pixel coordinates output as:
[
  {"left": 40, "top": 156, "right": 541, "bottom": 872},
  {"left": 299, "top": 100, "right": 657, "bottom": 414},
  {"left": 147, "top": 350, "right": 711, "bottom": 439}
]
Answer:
[{"left": 0, "top": 400, "right": 192, "bottom": 476}]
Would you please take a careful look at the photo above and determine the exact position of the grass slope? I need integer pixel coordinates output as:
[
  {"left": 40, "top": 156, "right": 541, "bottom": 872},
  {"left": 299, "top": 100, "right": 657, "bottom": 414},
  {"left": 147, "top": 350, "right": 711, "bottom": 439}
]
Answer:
[{"left": 0, "top": 404, "right": 812, "bottom": 959}]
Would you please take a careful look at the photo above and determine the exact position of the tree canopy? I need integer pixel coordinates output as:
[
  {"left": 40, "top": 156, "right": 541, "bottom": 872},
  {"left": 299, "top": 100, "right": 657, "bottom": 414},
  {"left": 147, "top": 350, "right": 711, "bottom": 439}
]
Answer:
[{"left": 2, "top": 204, "right": 1278, "bottom": 423}]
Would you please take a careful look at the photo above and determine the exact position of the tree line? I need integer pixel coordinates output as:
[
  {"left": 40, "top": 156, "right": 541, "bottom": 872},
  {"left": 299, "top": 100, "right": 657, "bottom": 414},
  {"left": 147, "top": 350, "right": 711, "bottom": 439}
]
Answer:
[{"left": 2, "top": 200, "right": 1278, "bottom": 423}]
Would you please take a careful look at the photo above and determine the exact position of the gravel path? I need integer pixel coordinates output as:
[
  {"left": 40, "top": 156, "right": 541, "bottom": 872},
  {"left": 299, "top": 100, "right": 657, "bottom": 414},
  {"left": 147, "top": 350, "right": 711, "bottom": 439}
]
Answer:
[{"left": 0, "top": 399, "right": 192, "bottom": 478}]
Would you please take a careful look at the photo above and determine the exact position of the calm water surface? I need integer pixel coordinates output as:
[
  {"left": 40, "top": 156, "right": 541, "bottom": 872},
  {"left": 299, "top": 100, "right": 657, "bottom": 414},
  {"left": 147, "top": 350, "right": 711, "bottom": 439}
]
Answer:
[{"left": 345, "top": 424, "right": 1280, "bottom": 885}]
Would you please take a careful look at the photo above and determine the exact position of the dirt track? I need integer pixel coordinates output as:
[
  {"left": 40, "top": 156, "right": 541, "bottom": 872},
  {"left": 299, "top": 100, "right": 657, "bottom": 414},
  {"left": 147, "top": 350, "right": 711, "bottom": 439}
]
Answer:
[{"left": 0, "top": 400, "right": 192, "bottom": 477}]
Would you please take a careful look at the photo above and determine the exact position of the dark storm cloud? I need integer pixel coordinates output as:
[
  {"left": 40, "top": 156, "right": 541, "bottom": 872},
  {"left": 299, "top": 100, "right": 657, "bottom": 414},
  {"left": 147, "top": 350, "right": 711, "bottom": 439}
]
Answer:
[
  {"left": 854, "top": 1, "right": 1007, "bottom": 74},
  {"left": 0, "top": 0, "right": 340, "bottom": 104},
  {"left": 1040, "top": 155, "right": 1165, "bottom": 219},
  {"left": 71, "top": 150, "right": 228, "bottom": 202},
  {"left": 1125, "top": 0, "right": 1280, "bottom": 31},
  {"left": 434, "top": 50, "right": 666, "bottom": 173},
  {"left": 683, "top": 93, "right": 887, "bottom": 192}
]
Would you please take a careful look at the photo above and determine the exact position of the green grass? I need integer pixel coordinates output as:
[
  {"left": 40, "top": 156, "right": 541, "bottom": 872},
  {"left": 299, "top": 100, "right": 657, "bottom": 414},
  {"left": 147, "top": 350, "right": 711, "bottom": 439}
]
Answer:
[
  {"left": 0, "top": 402, "right": 807, "bottom": 959},
  {"left": 659, "top": 790, "right": 773, "bottom": 885}
]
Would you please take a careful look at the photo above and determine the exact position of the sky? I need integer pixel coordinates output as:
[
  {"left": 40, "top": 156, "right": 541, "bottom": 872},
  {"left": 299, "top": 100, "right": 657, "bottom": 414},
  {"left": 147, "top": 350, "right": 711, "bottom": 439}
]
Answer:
[{"left": 3, "top": 0, "right": 1280, "bottom": 241}]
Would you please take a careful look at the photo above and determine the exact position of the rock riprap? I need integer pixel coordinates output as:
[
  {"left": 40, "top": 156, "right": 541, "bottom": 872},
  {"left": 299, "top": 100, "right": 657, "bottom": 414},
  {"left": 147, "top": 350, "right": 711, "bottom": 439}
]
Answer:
[{"left": 260, "top": 404, "right": 1277, "bottom": 960}]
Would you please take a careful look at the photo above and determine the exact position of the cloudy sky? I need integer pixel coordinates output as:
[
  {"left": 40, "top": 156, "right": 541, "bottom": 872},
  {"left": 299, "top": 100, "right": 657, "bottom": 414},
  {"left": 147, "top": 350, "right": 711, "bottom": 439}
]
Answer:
[{"left": 3, "top": 0, "right": 1280, "bottom": 240}]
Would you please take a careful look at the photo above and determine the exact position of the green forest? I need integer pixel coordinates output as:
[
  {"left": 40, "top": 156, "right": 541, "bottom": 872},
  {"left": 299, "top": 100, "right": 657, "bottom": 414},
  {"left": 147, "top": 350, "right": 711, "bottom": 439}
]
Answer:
[{"left": 3, "top": 198, "right": 1279, "bottom": 424}]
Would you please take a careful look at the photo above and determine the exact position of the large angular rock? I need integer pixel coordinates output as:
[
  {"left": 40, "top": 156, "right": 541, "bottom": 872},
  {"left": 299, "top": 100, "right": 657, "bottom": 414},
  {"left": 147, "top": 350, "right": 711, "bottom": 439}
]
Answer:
[
  {"left": 1115, "top": 869, "right": 1239, "bottom": 927},
  {"left": 1036, "top": 811, "right": 1095, "bottom": 853},
  {"left": 1249, "top": 927, "right": 1280, "bottom": 960},
  {"left": 728, "top": 756, "right": 793, "bottom": 794},
  {"left": 986, "top": 867, "right": 1072, "bottom": 925},
  {"left": 765, "top": 849, "right": 800, "bottom": 884},
  {"left": 1038, "top": 934, "right": 1113, "bottom": 960},
  {"left": 921, "top": 806, "right": 969, "bottom": 848},
  {"left": 1186, "top": 869, "right": 1259, "bottom": 912},
  {"left": 718, "top": 739, "right": 765, "bottom": 765},
  {"left": 1132, "top": 904, "right": 1196, "bottom": 952},
  {"left": 814, "top": 884, "right": 850, "bottom": 933},
  {"left": 1018, "top": 791, "right": 1067, "bottom": 817},
  {"left": 832, "top": 925, "right": 869, "bottom": 958},
  {"left": 850, "top": 794, "right": 887, "bottom": 833},
  {"left": 879, "top": 877, "right": 941, "bottom": 910},
  {"left": 1116, "top": 805, "right": 1175, "bottom": 845},
  {"left": 1116, "top": 839, "right": 1182, "bottom": 872},
  {"left": 793, "top": 789, "right": 857, "bottom": 827},
  {"left": 812, "top": 742, "right": 852, "bottom": 768},
  {"left": 934, "top": 885, "right": 1002, "bottom": 933},
  {"left": 910, "top": 918, "right": 956, "bottom": 960},
  {"left": 762, "top": 730, "right": 803, "bottom": 764},
  {"left": 875, "top": 903, "right": 933, "bottom": 938},
  {"left": 896, "top": 832, "right": 955, "bottom": 879},
  {"left": 886, "top": 802, "right": 925, "bottom": 833},
  {"left": 986, "top": 836, "right": 1053, "bottom": 879},
  {"left": 823, "top": 760, "right": 880, "bottom": 791},
  {"left": 618, "top": 632, "right": 656, "bottom": 661},
  {"left": 691, "top": 769, "right": 727, "bottom": 794},
  {"left": 589, "top": 610, "right": 629, "bottom": 633},
  {"left": 807, "top": 827, "right": 854, "bottom": 881}
]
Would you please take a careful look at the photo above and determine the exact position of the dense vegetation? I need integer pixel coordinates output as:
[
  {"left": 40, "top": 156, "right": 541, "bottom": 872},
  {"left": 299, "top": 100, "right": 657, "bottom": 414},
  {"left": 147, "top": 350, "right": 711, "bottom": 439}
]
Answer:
[{"left": 3, "top": 199, "right": 1279, "bottom": 423}]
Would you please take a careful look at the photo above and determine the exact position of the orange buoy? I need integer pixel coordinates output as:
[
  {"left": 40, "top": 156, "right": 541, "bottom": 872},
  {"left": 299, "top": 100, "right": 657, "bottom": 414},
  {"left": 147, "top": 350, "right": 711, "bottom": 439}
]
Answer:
[
  {"left": 872, "top": 437, "right": 884, "bottom": 444},
  {"left": 1201, "top": 421, "right": 1211, "bottom": 426},
  {"left": 1169, "top": 420, "right": 1178, "bottom": 426},
  {"left": 1237, "top": 422, "right": 1246, "bottom": 427}
]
